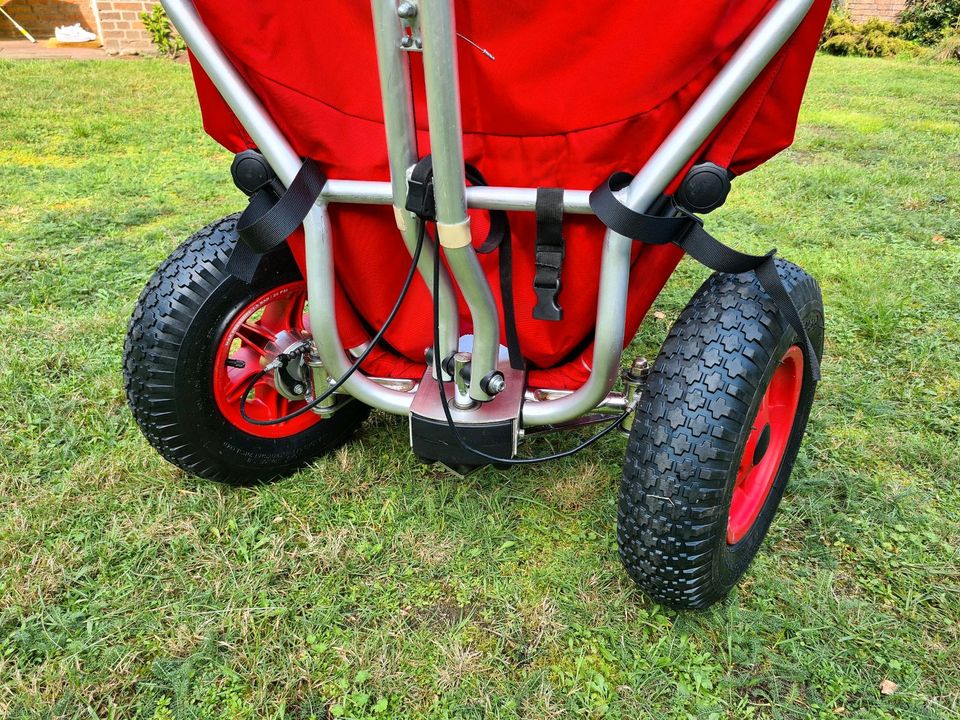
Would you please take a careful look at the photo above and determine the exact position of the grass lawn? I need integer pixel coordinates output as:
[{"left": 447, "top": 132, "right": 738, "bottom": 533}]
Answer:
[{"left": 1, "top": 54, "right": 959, "bottom": 719}]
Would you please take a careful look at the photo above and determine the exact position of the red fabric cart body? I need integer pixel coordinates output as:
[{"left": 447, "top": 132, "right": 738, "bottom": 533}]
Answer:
[{"left": 187, "top": 0, "right": 831, "bottom": 390}]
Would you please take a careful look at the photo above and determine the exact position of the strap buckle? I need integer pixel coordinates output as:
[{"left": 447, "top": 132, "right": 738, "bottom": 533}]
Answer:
[
  {"left": 532, "top": 187, "right": 566, "bottom": 322},
  {"left": 534, "top": 274, "right": 561, "bottom": 291},
  {"left": 533, "top": 285, "right": 563, "bottom": 322}
]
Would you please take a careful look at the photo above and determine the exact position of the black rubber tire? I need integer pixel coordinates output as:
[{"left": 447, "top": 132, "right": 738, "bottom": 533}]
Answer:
[
  {"left": 618, "top": 259, "right": 824, "bottom": 610},
  {"left": 123, "top": 215, "right": 369, "bottom": 484}
]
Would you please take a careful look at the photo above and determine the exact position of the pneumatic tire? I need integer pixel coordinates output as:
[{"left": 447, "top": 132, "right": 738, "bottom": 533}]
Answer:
[
  {"left": 123, "top": 215, "right": 369, "bottom": 485},
  {"left": 618, "top": 259, "right": 824, "bottom": 610}
]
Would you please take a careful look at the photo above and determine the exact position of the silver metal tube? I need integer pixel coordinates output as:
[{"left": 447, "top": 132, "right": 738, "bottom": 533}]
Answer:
[
  {"left": 452, "top": 352, "right": 475, "bottom": 409},
  {"left": 418, "top": 0, "right": 499, "bottom": 401},
  {"left": 417, "top": 0, "right": 466, "bottom": 223},
  {"left": 160, "top": 0, "right": 413, "bottom": 415},
  {"left": 460, "top": 186, "right": 593, "bottom": 214},
  {"left": 370, "top": 0, "right": 459, "bottom": 361},
  {"left": 525, "top": 389, "right": 629, "bottom": 412},
  {"left": 523, "top": 0, "right": 816, "bottom": 426},
  {"left": 322, "top": 181, "right": 594, "bottom": 214}
]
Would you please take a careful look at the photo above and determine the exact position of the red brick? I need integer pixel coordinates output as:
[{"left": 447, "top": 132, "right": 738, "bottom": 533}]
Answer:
[
  {"left": 93, "top": 0, "right": 158, "bottom": 55},
  {"left": 0, "top": 0, "right": 99, "bottom": 42},
  {"left": 845, "top": 0, "right": 906, "bottom": 22}
]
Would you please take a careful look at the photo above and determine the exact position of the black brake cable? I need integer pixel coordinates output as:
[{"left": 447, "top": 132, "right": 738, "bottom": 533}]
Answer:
[
  {"left": 237, "top": 221, "right": 426, "bottom": 426},
  {"left": 429, "top": 230, "right": 633, "bottom": 465}
]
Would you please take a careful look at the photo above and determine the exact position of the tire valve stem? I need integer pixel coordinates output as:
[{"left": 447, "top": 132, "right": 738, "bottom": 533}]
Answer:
[{"left": 225, "top": 358, "right": 246, "bottom": 369}]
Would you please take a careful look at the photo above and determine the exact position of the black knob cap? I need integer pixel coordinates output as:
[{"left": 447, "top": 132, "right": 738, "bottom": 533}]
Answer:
[
  {"left": 230, "top": 150, "right": 274, "bottom": 196},
  {"left": 676, "top": 163, "right": 732, "bottom": 215}
]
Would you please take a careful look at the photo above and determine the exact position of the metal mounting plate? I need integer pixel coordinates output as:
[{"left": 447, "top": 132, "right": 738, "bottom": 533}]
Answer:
[{"left": 409, "top": 363, "right": 525, "bottom": 458}]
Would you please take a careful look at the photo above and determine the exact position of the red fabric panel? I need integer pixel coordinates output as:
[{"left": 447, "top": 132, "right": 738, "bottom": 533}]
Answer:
[{"left": 186, "top": 0, "right": 830, "bottom": 389}]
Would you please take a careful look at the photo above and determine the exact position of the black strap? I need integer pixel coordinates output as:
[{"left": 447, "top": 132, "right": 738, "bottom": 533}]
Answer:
[
  {"left": 533, "top": 188, "right": 565, "bottom": 322},
  {"left": 224, "top": 236, "right": 264, "bottom": 285},
  {"left": 590, "top": 172, "right": 821, "bottom": 382},
  {"left": 406, "top": 155, "right": 524, "bottom": 371},
  {"left": 238, "top": 158, "right": 327, "bottom": 254},
  {"left": 226, "top": 158, "right": 327, "bottom": 283},
  {"left": 487, "top": 219, "right": 525, "bottom": 371}
]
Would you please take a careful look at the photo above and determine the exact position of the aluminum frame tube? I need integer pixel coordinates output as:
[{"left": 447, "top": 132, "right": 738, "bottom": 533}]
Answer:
[
  {"left": 159, "top": 0, "right": 413, "bottom": 415},
  {"left": 418, "top": 0, "right": 499, "bottom": 401},
  {"left": 370, "top": 0, "right": 459, "bottom": 363},
  {"left": 321, "top": 181, "right": 594, "bottom": 214},
  {"left": 463, "top": 187, "right": 592, "bottom": 214},
  {"left": 522, "top": 0, "right": 817, "bottom": 426}
]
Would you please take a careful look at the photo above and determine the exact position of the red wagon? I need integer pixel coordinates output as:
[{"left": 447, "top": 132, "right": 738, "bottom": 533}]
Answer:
[{"left": 124, "top": 0, "right": 832, "bottom": 608}]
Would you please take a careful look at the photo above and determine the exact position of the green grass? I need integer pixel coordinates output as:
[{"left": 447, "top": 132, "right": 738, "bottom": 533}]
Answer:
[{"left": 1, "top": 54, "right": 958, "bottom": 719}]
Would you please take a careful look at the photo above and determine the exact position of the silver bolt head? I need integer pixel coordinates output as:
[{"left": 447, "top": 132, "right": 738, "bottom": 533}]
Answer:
[
  {"left": 292, "top": 383, "right": 306, "bottom": 395},
  {"left": 400, "top": 35, "right": 413, "bottom": 48},
  {"left": 630, "top": 357, "right": 652, "bottom": 378},
  {"left": 397, "top": 2, "right": 418, "bottom": 19},
  {"left": 486, "top": 373, "right": 506, "bottom": 395}
]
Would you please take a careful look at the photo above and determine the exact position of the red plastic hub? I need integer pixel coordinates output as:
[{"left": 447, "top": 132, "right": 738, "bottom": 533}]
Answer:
[
  {"left": 212, "top": 281, "right": 321, "bottom": 439},
  {"left": 726, "top": 345, "right": 804, "bottom": 545}
]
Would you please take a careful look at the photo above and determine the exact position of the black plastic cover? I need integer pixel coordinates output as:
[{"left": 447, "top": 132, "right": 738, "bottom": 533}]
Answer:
[
  {"left": 676, "top": 162, "right": 732, "bottom": 215},
  {"left": 411, "top": 413, "right": 514, "bottom": 473},
  {"left": 231, "top": 150, "right": 275, "bottom": 196}
]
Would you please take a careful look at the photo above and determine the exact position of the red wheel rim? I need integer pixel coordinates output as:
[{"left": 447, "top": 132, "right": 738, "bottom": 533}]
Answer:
[
  {"left": 726, "top": 345, "right": 804, "bottom": 545},
  {"left": 212, "top": 281, "right": 321, "bottom": 439}
]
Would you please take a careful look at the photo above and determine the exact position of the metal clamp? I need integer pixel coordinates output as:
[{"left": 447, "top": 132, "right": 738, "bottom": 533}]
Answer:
[
  {"left": 618, "top": 357, "right": 651, "bottom": 436},
  {"left": 397, "top": 1, "right": 422, "bottom": 51},
  {"left": 304, "top": 350, "right": 343, "bottom": 417}
]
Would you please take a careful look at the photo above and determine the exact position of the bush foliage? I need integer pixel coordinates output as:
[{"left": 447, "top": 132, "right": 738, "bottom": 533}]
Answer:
[
  {"left": 140, "top": 4, "right": 186, "bottom": 56},
  {"left": 900, "top": 0, "right": 960, "bottom": 45},
  {"left": 820, "top": 11, "right": 920, "bottom": 57}
]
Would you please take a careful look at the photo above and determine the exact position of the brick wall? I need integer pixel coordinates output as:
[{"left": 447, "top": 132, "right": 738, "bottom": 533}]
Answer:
[
  {"left": 0, "top": 0, "right": 99, "bottom": 41},
  {"left": 94, "top": 1, "right": 155, "bottom": 54},
  {"left": 845, "top": 0, "right": 907, "bottom": 22}
]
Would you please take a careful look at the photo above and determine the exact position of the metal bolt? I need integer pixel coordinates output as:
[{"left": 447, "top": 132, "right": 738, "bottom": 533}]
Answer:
[
  {"left": 630, "top": 357, "right": 652, "bottom": 380},
  {"left": 397, "top": 2, "right": 417, "bottom": 19},
  {"left": 485, "top": 372, "right": 506, "bottom": 396},
  {"left": 400, "top": 35, "right": 413, "bottom": 48},
  {"left": 414, "top": 37, "right": 423, "bottom": 49},
  {"left": 292, "top": 383, "right": 306, "bottom": 396}
]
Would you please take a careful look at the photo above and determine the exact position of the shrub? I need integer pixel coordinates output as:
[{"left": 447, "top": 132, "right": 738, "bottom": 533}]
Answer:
[
  {"left": 140, "top": 5, "right": 186, "bottom": 57},
  {"left": 931, "top": 31, "right": 960, "bottom": 60},
  {"left": 820, "top": 10, "right": 920, "bottom": 57},
  {"left": 900, "top": 0, "right": 960, "bottom": 45}
]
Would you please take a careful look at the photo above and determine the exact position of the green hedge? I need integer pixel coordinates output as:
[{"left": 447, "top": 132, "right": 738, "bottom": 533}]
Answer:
[
  {"left": 900, "top": 0, "right": 960, "bottom": 45},
  {"left": 820, "top": 11, "right": 920, "bottom": 57}
]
